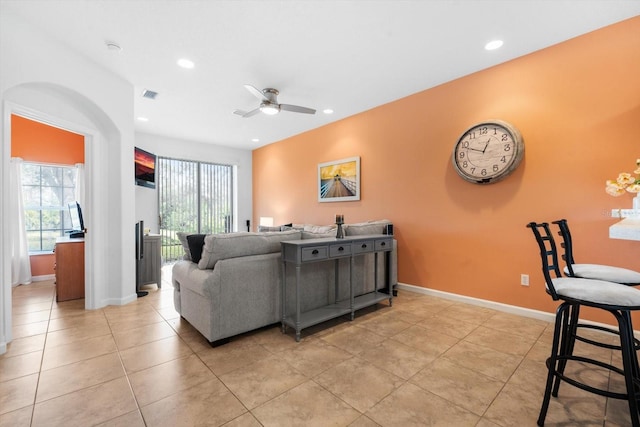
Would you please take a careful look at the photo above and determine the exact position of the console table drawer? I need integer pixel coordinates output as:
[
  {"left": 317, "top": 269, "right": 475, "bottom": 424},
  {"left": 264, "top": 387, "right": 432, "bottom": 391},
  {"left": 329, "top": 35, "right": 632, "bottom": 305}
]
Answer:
[
  {"left": 375, "top": 238, "right": 392, "bottom": 251},
  {"left": 329, "top": 243, "right": 351, "bottom": 258},
  {"left": 352, "top": 240, "right": 374, "bottom": 254},
  {"left": 301, "top": 246, "right": 328, "bottom": 261}
]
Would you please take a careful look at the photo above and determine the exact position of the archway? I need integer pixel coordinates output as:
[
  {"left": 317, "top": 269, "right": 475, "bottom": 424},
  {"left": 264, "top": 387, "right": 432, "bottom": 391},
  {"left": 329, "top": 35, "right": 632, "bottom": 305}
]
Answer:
[{"left": 1, "top": 82, "right": 133, "bottom": 353}]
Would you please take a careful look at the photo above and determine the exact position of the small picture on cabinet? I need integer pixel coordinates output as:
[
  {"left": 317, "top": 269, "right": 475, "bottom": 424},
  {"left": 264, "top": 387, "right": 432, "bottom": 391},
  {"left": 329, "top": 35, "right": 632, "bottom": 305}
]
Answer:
[{"left": 318, "top": 156, "right": 360, "bottom": 202}]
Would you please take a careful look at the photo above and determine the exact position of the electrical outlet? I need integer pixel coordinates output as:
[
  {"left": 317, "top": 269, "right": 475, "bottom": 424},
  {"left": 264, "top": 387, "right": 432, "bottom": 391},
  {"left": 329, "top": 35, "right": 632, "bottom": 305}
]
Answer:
[{"left": 521, "top": 274, "right": 529, "bottom": 286}]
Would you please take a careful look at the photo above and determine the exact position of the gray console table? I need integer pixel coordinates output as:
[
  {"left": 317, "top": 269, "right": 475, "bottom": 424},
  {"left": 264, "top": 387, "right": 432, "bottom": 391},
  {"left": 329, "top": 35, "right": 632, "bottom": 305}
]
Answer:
[{"left": 281, "top": 234, "right": 393, "bottom": 341}]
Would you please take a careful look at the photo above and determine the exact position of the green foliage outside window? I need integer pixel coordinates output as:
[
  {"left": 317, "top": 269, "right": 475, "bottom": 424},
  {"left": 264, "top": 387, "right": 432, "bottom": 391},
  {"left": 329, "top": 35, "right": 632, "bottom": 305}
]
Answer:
[{"left": 22, "top": 163, "right": 76, "bottom": 252}]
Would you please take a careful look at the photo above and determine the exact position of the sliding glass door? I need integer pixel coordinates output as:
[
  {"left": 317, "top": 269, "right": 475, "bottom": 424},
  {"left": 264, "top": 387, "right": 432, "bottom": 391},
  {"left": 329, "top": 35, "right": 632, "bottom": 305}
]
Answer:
[{"left": 158, "top": 157, "right": 234, "bottom": 262}]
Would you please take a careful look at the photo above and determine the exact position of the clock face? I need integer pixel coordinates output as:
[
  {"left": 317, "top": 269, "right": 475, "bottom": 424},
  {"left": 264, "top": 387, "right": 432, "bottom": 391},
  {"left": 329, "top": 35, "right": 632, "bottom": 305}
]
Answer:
[{"left": 452, "top": 120, "right": 524, "bottom": 184}]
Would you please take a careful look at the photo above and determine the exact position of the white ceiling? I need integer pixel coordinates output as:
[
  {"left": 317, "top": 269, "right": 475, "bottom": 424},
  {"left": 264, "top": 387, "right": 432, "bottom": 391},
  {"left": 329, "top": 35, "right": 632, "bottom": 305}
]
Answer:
[{"left": 3, "top": 0, "right": 640, "bottom": 150}]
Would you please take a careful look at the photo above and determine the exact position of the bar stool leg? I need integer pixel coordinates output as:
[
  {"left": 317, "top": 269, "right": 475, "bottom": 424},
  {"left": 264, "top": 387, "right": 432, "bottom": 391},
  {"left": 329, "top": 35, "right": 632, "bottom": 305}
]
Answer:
[
  {"left": 552, "top": 303, "right": 580, "bottom": 397},
  {"left": 539, "top": 302, "right": 571, "bottom": 426},
  {"left": 618, "top": 310, "right": 640, "bottom": 427}
]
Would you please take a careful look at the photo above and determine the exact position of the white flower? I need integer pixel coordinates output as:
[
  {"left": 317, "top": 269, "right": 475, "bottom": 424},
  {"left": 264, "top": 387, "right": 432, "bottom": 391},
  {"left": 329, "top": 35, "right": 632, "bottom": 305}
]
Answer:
[
  {"left": 606, "top": 160, "right": 640, "bottom": 197},
  {"left": 606, "top": 180, "right": 627, "bottom": 196}
]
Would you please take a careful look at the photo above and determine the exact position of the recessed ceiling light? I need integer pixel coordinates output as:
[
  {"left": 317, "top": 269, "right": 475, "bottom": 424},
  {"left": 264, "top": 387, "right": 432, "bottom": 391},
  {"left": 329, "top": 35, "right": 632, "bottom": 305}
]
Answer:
[
  {"left": 323, "top": 108, "right": 334, "bottom": 114},
  {"left": 485, "top": 40, "right": 504, "bottom": 51},
  {"left": 177, "top": 58, "right": 195, "bottom": 69},
  {"left": 136, "top": 117, "right": 149, "bottom": 122},
  {"left": 251, "top": 138, "right": 260, "bottom": 142}
]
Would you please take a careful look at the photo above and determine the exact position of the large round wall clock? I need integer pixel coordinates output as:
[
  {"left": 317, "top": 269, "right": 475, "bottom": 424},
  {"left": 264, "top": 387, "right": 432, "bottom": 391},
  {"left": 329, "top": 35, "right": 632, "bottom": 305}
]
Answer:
[{"left": 452, "top": 120, "right": 524, "bottom": 184}]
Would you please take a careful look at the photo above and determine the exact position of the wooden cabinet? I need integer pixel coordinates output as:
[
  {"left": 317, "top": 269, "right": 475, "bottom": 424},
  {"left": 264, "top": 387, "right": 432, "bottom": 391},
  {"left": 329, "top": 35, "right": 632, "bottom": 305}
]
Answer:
[{"left": 55, "top": 238, "right": 85, "bottom": 302}]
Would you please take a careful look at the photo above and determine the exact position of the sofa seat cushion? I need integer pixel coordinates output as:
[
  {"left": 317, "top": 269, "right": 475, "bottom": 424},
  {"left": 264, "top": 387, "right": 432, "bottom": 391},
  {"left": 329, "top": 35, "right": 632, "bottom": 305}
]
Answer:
[{"left": 198, "top": 229, "right": 301, "bottom": 270}]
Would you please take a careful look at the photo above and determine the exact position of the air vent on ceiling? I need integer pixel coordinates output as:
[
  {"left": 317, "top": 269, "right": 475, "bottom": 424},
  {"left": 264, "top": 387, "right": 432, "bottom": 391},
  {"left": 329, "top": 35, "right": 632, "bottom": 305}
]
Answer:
[{"left": 141, "top": 89, "right": 158, "bottom": 100}]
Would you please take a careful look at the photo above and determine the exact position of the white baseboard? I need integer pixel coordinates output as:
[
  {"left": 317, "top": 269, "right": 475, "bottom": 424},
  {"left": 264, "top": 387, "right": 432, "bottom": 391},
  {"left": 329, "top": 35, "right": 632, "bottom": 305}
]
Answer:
[
  {"left": 32, "top": 274, "right": 55, "bottom": 282},
  {"left": 396, "top": 282, "right": 632, "bottom": 334},
  {"left": 101, "top": 293, "right": 138, "bottom": 307}
]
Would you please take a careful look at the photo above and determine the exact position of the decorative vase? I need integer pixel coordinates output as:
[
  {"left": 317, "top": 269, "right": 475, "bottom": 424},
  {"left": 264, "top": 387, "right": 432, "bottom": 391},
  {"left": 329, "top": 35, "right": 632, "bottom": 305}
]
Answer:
[
  {"left": 335, "top": 214, "right": 344, "bottom": 239},
  {"left": 634, "top": 194, "right": 640, "bottom": 211}
]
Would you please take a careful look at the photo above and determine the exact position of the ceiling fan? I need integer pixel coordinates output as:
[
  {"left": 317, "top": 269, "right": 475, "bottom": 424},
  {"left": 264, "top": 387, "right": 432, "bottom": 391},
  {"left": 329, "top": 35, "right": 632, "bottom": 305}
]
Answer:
[{"left": 233, "top": 84, "right": 316, "bottom": 118}]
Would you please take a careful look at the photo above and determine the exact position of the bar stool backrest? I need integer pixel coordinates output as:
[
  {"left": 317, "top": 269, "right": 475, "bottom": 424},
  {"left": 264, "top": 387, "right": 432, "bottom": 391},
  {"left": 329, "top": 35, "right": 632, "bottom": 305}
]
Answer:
[
  {"left": 526, "top": 222, "right": 562, "bottom": 301},
  {"left": 551, "top": 218, "right": 576, "bottom": 277}
]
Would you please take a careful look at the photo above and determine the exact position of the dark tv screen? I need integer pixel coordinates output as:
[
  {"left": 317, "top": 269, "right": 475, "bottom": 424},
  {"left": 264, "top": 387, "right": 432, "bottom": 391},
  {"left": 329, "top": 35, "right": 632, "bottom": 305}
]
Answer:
[{"left": 135, "top": 147, "right": 156, "bottom": 189}]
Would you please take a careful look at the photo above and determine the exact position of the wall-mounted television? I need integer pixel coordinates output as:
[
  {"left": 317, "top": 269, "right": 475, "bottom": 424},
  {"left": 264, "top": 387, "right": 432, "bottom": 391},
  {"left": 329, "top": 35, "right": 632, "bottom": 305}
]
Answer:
[{"left": 135, "top": 147, "right": 156, "bottom": 189}]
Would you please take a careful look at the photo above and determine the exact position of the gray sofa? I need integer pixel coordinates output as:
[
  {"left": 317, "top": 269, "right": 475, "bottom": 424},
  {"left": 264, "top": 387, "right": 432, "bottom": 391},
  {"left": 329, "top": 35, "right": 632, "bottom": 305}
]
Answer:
[{"left": 172, "top": 220, "right": 397, "bottom": 344}]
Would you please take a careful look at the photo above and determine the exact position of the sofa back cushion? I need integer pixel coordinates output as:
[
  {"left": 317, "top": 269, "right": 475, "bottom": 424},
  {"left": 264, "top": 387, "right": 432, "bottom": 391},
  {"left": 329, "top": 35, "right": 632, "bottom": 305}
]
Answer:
[{"left": 197, "top": 230, "right": 302, "bottom": 270}]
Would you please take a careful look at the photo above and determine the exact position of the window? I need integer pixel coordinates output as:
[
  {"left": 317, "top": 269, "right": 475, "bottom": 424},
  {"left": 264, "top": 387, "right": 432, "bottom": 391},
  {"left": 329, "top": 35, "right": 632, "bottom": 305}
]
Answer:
[
  {"left": 22, "top": 163, "right": 77, "bottom": 252},
  {"left": 158, "top": 157, "right": 235, "bottom": 262}
]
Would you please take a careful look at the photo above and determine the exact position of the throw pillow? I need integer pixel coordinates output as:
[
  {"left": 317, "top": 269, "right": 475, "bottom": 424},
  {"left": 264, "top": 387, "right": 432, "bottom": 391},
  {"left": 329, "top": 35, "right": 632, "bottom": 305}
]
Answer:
[
  {"left": 176, "top": 232, "right": 192, "bottom": 261},
  {"left": 186, "top": 234, "right": 207, "bottom": 263},
  {"left": 345, "top": 219, "right": 391, "bottom": 236}
]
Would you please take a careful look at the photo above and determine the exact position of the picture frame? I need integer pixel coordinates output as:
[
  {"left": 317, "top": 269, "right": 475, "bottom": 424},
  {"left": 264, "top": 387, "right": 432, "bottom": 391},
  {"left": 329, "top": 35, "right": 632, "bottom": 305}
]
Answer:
[
  {"left": 318, "top": 156, "right": 360, "bottom": 202},
  {"left": 134, "top": 146, "right": 156, "bottom": 189}
]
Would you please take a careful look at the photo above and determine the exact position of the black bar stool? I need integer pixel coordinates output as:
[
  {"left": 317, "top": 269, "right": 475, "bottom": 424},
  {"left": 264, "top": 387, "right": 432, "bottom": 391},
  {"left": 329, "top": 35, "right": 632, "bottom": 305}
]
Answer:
[{"left": 526, "top": 221, "right": 640, "bottom": 426}]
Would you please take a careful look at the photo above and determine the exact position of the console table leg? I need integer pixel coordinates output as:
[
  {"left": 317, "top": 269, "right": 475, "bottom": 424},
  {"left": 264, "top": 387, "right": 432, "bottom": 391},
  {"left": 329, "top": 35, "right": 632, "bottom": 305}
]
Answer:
[{"left": 295, "top": 331, "right": 301, "bottom": 342}]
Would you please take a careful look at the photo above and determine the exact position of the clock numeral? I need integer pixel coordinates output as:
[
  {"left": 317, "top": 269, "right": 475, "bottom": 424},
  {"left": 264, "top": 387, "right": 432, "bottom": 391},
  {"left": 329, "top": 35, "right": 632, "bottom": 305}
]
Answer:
[
  {"left": 470, "top": 167, "right": 476, "bottom": 174},
  {"left": 469, "top": 131, "right": 476, "bottom": 139},
  {"left": 503, "top": 143, "right": 511, "bottom": 152},
  {"left": 501, "top": 133, "right": 509, "bottom": 142},
  {"left": 492, "top": 127, "right": 498, "bottom": 135},
  {"left": 500, "top": 156, "right": 506, "bottom": 163},
  {"left": 493, "top": 164, "right": 499, "bottom": 172},
  {"left": 481, "top": 169, "right": 487, "bottom": 176},
  {"left": 479, "top": 126, "right": 488, "bottom": 135},
  {"left": 459, "top": 151, "right": 465, "bottom": 159}
]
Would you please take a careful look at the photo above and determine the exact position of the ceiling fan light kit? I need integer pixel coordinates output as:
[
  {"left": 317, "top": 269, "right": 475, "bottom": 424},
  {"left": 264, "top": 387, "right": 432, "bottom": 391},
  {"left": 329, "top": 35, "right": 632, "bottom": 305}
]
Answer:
[
  {"left": 234, "top": 84, "right": 316, "bottom": 118},
  {"left": 260, "top": 103, "right": 280, "bottom": 115}
]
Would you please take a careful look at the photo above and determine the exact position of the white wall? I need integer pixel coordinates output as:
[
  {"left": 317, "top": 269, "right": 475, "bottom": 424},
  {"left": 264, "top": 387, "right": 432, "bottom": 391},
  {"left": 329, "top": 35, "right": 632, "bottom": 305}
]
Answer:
[
  {"left": 0, "top": 7, "right": 136, "bottom": 353},
  {"left": 134, "top": 132, "right": 253, "bottom": 234}
]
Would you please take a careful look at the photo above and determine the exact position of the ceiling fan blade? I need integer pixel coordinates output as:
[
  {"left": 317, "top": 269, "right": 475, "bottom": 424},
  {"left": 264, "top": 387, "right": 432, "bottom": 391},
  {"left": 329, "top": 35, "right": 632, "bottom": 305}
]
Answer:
[
  {"left": 244, "top": 84, "right": 268, "bottom": 101},
  {"left": 280, "top": 104, "right": 316, "bottom": 115},
  {"left": 233, "top": 108, "right": 260, "bottom": 118}
]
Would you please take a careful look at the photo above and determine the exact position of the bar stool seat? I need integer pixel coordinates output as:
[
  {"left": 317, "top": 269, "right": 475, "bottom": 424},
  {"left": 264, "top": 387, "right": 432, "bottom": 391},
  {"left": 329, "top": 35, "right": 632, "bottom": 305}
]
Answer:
[
  {"left": 564, "top": 263, "right": 640, "bottom": 284},
  {"left": 551, "top": 276, "right": 640, "bottom": 306}
]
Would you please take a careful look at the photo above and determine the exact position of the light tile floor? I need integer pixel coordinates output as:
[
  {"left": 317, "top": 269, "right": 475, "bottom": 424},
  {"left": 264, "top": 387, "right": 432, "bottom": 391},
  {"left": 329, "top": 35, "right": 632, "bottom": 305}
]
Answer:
[{"left": 0, "top": 266, "right": 633, "bottom": 426}]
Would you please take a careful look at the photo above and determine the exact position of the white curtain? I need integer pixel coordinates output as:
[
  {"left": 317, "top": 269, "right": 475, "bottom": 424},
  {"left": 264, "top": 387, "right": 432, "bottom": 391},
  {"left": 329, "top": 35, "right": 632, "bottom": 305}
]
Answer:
[
  {"left": 74, "top": 163, "right": 85, "bottom": 209},
  {"left": 10, "top": 157, "right": 32, "bottom": 286}
]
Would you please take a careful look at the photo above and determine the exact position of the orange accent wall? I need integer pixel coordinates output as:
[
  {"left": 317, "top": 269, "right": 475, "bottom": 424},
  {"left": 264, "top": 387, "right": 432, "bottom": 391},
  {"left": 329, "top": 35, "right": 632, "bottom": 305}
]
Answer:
[
  {"left": 253, "top": 17, "right": 640, "bottom": 325},
  {"left": 11, "top": 114, "right": 85, "bottom": 276}
]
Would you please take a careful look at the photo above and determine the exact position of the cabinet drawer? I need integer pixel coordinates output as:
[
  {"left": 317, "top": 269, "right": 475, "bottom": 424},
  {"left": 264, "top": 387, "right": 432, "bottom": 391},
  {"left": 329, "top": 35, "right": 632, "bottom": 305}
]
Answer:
[
  {"left": 352, "top": 240, "right": 374, "bottom": 254},
  {"left": 329, "top": 243, "right": 351, "bottom": 257},
  {"left": 301, "top": 246, "right": 328, "bottom": 261},
  {"left": 375, "top": 238, "right": 392, "bottom": 251}
]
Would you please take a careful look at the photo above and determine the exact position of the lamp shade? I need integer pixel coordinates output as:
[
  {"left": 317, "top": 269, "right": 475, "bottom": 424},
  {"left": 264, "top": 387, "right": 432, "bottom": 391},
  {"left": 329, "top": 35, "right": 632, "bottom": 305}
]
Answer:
[{"left": 259, "top": 217, "right": 274, "bottom": 227}]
